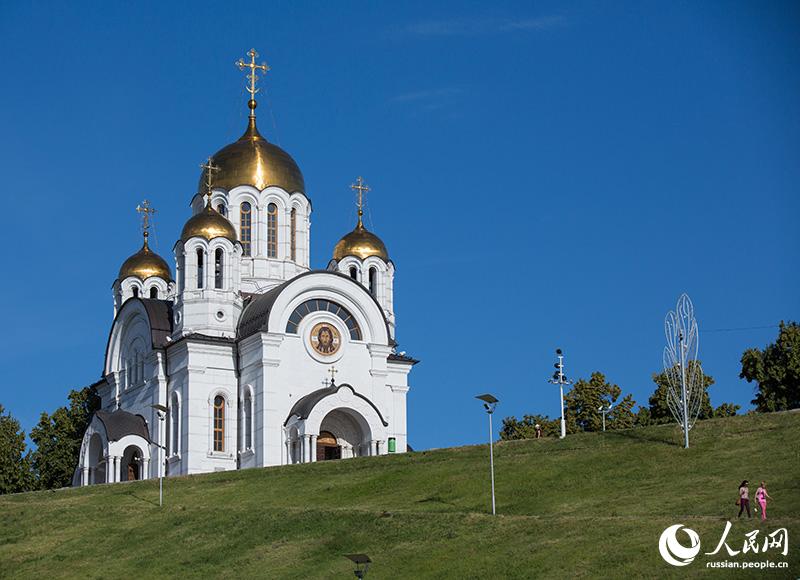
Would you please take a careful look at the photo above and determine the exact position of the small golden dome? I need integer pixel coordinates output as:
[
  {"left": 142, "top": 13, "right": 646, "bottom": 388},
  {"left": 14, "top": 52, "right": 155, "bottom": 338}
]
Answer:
[
  {"left": 333, "top": 222, "right": 389, "bottom": 261},
  {"left": 119, "top": 237, "right": 173, "bottom": 281},
  {"left": 181, "top": 202, "right": 238, "bottom": 242},
  {"left": 198, "top": 117, "right": 305, "bottom": 194}
]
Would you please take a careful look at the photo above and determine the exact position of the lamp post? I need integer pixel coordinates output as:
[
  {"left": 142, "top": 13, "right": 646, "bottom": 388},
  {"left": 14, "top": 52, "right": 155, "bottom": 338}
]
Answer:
[
  {"left": 548, "top": 349, "right": 571, "bottom": 439},
  {"left": 475, "top": 394, "right": 499, "bottom": 515},
  {"left": 344, "top": 554, "right": 371, "bottom": 579},
  {"left": 598, "top": 403, "right": 614, "bottom": 432},
  {"left": 150, "top": 403, "right": 168, "bottom": 507}
]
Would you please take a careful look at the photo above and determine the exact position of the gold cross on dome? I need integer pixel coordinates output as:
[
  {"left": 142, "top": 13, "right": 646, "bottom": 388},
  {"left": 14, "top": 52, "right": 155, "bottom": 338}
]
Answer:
[
  {"left": 135, "top": 200, "right": 156, "bottom": 241},
  {"left": 350, "top": 176, "right": 370, "bottom": 226},
  {"left": 200, "top": 157, "right": 220, "bottom": 201},
  {"left": 236, "top": 48, "right": 270, "bottom": 100}
]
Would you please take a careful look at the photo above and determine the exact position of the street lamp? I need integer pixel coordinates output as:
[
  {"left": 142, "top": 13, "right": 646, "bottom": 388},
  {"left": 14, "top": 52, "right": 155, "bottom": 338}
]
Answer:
[
  {"left": 344, "top": 554, "right": 371, "bottom": 579},
  {"left": 475, "top": 394, "right": 499, "bottom": 516},
  {"left": 547, "top": 349, "right": 571, "bottom": 439},
  {"left": 150, "top": 403, "right": 168, "bottom": 507},
  {"left": 598, "top": 403, "right": 614, "bottom": 432}
]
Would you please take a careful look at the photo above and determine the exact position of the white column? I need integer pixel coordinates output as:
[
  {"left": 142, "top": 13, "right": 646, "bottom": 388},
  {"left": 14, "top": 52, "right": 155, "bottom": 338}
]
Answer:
[
  {"left": 81, "top": 467, "right": 89, "bottom": 486},
  {"left": 302, "top": 435, "right": 310, "bottom": 463},
  {"left": 310, "top": 435, "right": 318, "bottom": 462},
  {"left": 285, "top": 438, "right": 291, "bottom": 465},
  {"left": 106, "top": 456, "right": 114, "bottom": 483},
  {"left": 143, "top": 457, "right": 150, "bottom": 480},
  {"left": 376, "top": 440, "right": 383, "bottom": 455},
  {"left": 370, "top": 440, "right": 378, "bottom": 456}
]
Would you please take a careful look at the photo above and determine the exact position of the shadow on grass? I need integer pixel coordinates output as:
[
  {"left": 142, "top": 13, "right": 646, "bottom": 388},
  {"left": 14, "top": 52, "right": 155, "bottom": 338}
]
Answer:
[
  {"left": 603, "top": 428, "right": 680, "bottom": 447},
  {"left": 125, "top": 489, "right": 160, "bottom": 507}
]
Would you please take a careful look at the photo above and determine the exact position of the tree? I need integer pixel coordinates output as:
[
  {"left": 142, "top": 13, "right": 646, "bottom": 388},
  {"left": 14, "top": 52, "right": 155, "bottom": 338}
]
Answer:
[
  {"left": 608, "top": 394, "right": 637, "bottom": 430},
  {"left": 713, "top": 403, "right": 740, "bottom": 418},
  {"left": 564, "top": 372, "right": 623, "bottom": 433},
  {"left": 740, "top": 321, "right": 800, "bottom": 412},
  {"left": 635, "top": 406, "right": 652, "bottom": 427},
  {"left": 648, "top": 362, "right": 714, "bottom": 424},
  {"left": 30, "top": 386, "right": 100, "bottom": 490},
  {"left": 0, "top": 405, "right": 33, "bottom": 494},
  {"left": 500, "top": 414, "right": 559, "bottom": 440}
]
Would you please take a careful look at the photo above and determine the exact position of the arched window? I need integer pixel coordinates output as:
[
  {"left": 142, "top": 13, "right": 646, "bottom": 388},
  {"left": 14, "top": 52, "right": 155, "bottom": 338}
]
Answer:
[
  {"left": 132, "top": 286, "right": 139, "bottom": 298},
  {"left": 171, "top": 396, "right": 180, "bottom": 456},
  {"left": 216, "top": 203, "right": 226, "bottom": 217},
  {"left": 285, "top": 299, "right": 362, "bottom": 340},
  {"left": 349, "top": 266, "right": 358, "bottom": 280},
  {"left": 368, "top": 267, "right": 377, "bottom": 297},
  {"left": 149, "top": 287, "right": 158, "bottom": 299},
  {"left": 196, "top": 248, "right": 204, "bottom": 289},
  {"left": 290, "top": 208, "right": 297, "bottom": 261},
  {"left": 214, "top": 248, "right": 224, "bottom": 289},
  {"left": 240, "top": 202, "right": 252, "bottom": 257},
  {"left": 213, "top": 395, "right": 225, "bottom": 452},
  {"left": 244, "top": 391, "right": 252, "bottom": 450},
  {"left": 267, "top": 203, "right": 278, "bottom": 258}
]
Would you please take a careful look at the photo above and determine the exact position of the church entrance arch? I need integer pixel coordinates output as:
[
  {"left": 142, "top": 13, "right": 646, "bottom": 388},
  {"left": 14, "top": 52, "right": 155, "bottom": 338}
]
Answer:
[
  {"left": 121, "top": 445, "right": 144, "bottom": 481},
  {"left": 316, "top": 430, "right": 341, "bottom": 461}
]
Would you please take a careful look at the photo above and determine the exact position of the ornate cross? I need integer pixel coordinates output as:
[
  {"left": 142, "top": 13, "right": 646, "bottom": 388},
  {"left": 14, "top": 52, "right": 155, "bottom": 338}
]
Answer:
[
  {"left": 350, "top": 176, "right": 370, "bottom": 225},
  {"left": 200, "top": 157, "right": 220, "bottom": 201},
  {"left": 236, "top": 48, "right": 270, "bottom": 100},
  {"left": 328, "top": 366, "right": 338, "bottom": 382},
  {"left": 135, "top": 200, "right": 156, "bottom": 241}
]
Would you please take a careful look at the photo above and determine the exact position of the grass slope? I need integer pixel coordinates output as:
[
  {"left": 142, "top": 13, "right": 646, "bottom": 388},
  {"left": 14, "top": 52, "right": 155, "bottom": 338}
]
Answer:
[{"left": 1, "top": 412, "right": 798, "bottom": 579}]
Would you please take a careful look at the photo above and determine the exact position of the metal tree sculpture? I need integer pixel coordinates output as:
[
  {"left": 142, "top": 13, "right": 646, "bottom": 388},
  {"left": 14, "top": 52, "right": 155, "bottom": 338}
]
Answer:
[{"left": 663, "top": 293, "right": 704, "bottom": 449}]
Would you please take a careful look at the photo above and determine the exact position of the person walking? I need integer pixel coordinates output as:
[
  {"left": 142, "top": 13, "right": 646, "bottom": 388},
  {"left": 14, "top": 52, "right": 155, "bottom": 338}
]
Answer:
[
  {"left": 737, "top": 480, "right": 751, "bottom": 518},
  {"left": 755, "top": 481, "right": 773, "bottom": 521}
]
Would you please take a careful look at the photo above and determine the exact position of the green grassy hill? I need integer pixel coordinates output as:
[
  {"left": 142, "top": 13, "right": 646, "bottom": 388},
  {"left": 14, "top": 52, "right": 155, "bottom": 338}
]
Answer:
[{"left": 1, "top": 412, "right": 798, "bottom": 579}]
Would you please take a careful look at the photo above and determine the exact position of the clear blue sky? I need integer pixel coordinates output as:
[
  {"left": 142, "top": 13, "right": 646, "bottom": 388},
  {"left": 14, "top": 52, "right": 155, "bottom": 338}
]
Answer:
[{"left": 0, "top": 1, "right": 797, "bottom": 450}]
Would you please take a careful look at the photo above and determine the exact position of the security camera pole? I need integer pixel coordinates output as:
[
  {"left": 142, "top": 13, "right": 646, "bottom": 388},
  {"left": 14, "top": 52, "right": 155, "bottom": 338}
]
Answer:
[
  {"left": 150, "top": 403, "right": 169, "bottom": 507},
  {"left": 548, "top": 349, "right": 571, "bottom": 439},
  {"left": 475, "top": 394, "right": 499, "bottom": 515}
]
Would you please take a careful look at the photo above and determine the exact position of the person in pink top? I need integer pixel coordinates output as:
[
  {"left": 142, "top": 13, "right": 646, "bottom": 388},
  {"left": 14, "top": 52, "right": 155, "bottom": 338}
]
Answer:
[{"left": 755, "top": 481, "right": 773, "bottom": 521}]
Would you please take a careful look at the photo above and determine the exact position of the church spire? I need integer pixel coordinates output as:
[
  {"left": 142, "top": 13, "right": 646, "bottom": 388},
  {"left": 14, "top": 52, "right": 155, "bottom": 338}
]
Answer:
[
  {"left": 199, "top": 157, "right": 220, "bottom": 207},
  {"left": 236, "top": 48, "right": 270, "bottom": 131},
  {"left": 135, "top": 199, "right": 156, "bottom": 250},
  {"left": 350, "top": 176, "right": 370, "bottom": 229}
]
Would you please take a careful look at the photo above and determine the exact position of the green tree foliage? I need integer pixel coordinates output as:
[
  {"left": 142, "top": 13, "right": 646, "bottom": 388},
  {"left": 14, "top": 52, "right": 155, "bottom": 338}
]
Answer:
[
  {"left": 499, "top": 414, "right": 559, "bottom": 440},
  {"left": 608, "top": 394, "right": 637, "bottom": 430},
  {"left": 648, "top": 362, "right": 714, "bottom": 424},
  {"left": 713, "top": 403, "right": 740, "bottom": 418},
  {"left": 740, "top": 321, "right": 800, "bottom": 412},
  {"left": 635, "top": 406, "right": 652, "bottom": 427},
  {"left": 30, "top": 387, "right": 100, "bottom": 490},
  {"left": 0, "top": 405, "right": 34, "bottom": 494},
  {"left": 564, "top": 372, "right": 627, "bottom": 433}
]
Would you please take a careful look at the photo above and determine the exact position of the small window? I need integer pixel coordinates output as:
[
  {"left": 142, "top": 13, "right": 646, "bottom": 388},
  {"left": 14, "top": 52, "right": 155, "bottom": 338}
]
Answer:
[
  {"left": 349, "top": 266, "right": 357, "bottom": 280},
  {"left": 196, "top": 249, "right": 204, "bottom": 289},
  {"left": 267, "top": 203, "right": 278, "bottom": 258},
  {"left": 149, "top": 287, "right": 158, "bottom": 299},
  {"left": 213, "top": 395, "right": 225, "bottom": 452},
  {"left": 216, "top": 203, "right": 226, "bottom": 217},
  {"left": 214, "top": 248, "right": 224, "bottom": 289},
  {"left": 240, "top": 202, "right": 252, "bottom": 257},
  {"left": 369, "top": 268, "right": 377, "bottom": 297},
  {"left": 171, "top": 397, "right": 180, "bottom": 455},
  {"left": 132, "top": 287, "right": 139, "bottom": 298},
  {"left": 244, "top": 392, "right": 253, "bottom": 450},
  {"left": 290, "top": 208, "right": 297, "bottom": 261}
]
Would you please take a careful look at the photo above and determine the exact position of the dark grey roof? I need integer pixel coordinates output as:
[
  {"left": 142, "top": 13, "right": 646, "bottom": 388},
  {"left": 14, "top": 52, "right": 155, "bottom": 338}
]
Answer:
[
  {"left": 140, "top": 298, "right": 173, "bottom": 348},
  {"left": 237, "top": 270, "right": 394, "bottom": 345},
  {"left": 284, "top": 383, "right": 388, "bottom": 427},
  {"left": 388, "top": 353, "right": 419, "bottom": 365},
  {"left": 95, "top": 409, "right": 151, "bottom": 442}
]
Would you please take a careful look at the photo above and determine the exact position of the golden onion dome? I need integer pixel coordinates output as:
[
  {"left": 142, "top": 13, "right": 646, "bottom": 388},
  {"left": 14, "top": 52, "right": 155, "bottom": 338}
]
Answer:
[
  {"left": 333, "top": 221, "right": 389, "bottom": 262},
  {"left": 181, "top": 202, "right": 237, "bottom": 242},
  {"left": 198, "top": 116, "right": 305, "bottom": 194},
  {"left": 119, "top": 236, "right": 173, "bottom": 281}
]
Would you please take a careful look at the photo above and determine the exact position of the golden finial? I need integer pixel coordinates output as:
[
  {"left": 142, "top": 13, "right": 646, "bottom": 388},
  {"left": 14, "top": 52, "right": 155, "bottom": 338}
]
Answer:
[
  {"left": 236, "top": 48, "right": 270, "bottom": 118},
  {"left": 200, "top": 157, "right": 220, "bottom": 205},
  {"left": 350, "top": 176, "right": 370, "bottom": 228},
  {"left": 135, "top": 200, "right": 156, "bottom": 247}
]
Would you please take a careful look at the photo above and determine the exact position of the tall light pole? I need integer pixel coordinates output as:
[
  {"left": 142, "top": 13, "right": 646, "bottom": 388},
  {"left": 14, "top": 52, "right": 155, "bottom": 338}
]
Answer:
[
  {"left": 548, "top": 349, "right": 571, "bottom": 439},
  {"left": 476, "top": 394, "right": 498, "bottom": 515},
  {"left": 150, "top": 404, "right": 168, "bottom": 507},
  {"left": 598, "top": 403, "right": 614, "bottom": 432}
]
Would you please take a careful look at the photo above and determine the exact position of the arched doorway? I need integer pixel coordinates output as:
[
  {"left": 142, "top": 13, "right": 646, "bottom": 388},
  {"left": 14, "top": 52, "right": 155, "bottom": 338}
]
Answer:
[
  {"left": 316, "top": 430, "right": 341, "bottom": 461},
  {"left": 122, "top": 445, "right": 143, "bottom": 481}
]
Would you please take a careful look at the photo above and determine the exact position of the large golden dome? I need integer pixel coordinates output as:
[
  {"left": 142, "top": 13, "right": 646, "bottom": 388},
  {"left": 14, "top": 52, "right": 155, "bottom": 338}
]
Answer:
[
  {"left": 119, "top": 237, "right": 173, "bottom": 281},
  {"left": 198, "top": 116, "right": 305, "bottom": 194},
  {"left": 181, "top": 203, "right": 237, "bottom": 242},
  {"left": 333, "top": 221, "right": 389, "bottom": 261}
]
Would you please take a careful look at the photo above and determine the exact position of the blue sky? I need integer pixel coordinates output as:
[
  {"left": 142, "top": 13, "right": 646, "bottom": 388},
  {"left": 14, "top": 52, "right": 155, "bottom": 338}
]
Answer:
[{"left": 0, "top": 1, "right": 797, "bottom": 450}]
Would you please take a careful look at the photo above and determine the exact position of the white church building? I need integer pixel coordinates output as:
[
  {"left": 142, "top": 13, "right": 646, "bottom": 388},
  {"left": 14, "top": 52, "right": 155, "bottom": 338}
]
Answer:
[{"left": 74, "top": 50, "right": 417, "bottom": 486}]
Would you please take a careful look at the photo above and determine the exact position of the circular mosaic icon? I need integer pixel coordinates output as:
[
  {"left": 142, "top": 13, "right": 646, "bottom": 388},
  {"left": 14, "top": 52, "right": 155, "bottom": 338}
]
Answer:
[{"left": 309, "top": 322, "right": 341, "bottom": 356}]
